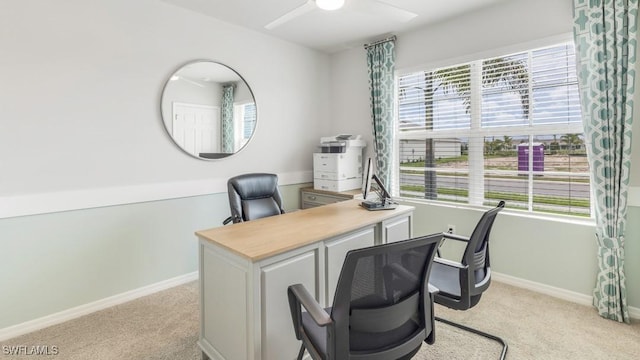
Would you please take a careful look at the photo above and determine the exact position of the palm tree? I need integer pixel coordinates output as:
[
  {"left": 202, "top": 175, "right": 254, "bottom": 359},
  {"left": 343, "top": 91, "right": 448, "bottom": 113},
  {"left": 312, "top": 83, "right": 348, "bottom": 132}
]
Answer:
[
  {"left": 561, "top": 133, "right": 583, "bottom": 154},
  {"left": 434, "top": 58, "right": 529, "bottom": 117},
  {"left": 502, "top": 135, "right": 514, "bottom": 153},
  {"left": 412, "top": 57, "right": 529, "bottom": 199}
]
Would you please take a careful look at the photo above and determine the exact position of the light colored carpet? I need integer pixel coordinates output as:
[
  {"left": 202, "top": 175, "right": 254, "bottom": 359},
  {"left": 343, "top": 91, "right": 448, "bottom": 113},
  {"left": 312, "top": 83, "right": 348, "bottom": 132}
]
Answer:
[{"left": 2, "top": 281, "right": 639, "bottom": 359}]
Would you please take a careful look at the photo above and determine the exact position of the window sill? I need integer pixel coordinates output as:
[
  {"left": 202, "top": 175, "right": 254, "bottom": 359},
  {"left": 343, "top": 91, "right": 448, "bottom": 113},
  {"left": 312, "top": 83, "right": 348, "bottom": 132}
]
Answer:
[{"left": 397, "top": 197, "right": 596, "bottom": 227}]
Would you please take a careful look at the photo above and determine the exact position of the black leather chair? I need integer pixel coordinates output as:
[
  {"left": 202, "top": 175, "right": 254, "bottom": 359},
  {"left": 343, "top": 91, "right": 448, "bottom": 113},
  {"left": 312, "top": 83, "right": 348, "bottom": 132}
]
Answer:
[
  {"left": 428, "top": 200, "right": 507, "bottom": 359},
  {"left": 288, "top": 233, "right": 442, "bottom": 360},
  {"left": 222, "top": 173, "right": 285, "bottom": 225}
]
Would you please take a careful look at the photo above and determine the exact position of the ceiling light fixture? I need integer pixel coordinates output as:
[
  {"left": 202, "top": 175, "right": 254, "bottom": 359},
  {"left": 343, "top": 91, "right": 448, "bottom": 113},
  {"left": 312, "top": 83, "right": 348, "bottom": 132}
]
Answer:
[{"left": 316, "top": 0, "right": 345, "bottom": 11}]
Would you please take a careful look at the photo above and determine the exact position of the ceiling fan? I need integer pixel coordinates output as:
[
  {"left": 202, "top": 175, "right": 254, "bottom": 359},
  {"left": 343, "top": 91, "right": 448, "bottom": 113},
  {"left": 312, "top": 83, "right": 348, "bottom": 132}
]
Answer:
[
  {"left": 264, "top": 0, "right": 418, "bottom": 30},
  {"left": 170, "top": 75, "right": 205, "bottom": 88}
]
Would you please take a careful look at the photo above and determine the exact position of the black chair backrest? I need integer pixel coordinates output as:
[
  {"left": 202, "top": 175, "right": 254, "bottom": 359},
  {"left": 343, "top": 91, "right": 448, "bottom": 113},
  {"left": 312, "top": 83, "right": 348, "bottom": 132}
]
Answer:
[
  {"left": 331, "top": 234, "right": 441, "bottom": 359},
  {"left": 461, "top": 200, "right": 505, "bottom": 291},
  {"left": 227, "top": 173, "right": 284, "bottom": 223}
]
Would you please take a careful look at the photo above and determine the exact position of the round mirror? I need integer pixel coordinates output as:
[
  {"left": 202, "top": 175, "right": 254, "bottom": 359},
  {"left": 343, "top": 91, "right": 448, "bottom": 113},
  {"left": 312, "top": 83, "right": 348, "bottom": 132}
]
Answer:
[{"left": 161, "top": 60, "right": 257, "bottom": 160}]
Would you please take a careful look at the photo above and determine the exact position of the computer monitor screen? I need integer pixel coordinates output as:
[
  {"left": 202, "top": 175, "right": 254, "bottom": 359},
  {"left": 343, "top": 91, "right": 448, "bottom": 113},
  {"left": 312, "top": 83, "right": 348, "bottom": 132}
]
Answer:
[{"left": 362, "top": 157, "right": 374, "bottom": 200}]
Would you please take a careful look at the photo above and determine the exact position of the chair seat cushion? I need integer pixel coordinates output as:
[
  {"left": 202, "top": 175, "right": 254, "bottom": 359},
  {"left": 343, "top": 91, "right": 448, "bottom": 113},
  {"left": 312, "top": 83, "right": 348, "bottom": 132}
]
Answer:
[{"left": 429, "top": 261, "right": 461, "bottom": 298}]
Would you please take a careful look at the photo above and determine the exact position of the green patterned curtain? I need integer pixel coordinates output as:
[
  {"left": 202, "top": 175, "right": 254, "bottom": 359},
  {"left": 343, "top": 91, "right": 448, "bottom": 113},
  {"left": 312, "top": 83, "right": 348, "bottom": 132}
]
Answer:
[
  {"left": 366, "top": 38, "right": 396, "bottom": 188},
  {"left": 222, "top": 84, "right": 235, "bottom": 153},
  {"left": 573, "top": 0, "right": 638, "bottom": 323}
]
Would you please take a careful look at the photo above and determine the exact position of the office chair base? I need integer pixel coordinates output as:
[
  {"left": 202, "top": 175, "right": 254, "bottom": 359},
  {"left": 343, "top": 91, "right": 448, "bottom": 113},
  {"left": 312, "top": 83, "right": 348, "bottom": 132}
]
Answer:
[{"left": 435, "top": 316, "right": 508, "bottom": 360}]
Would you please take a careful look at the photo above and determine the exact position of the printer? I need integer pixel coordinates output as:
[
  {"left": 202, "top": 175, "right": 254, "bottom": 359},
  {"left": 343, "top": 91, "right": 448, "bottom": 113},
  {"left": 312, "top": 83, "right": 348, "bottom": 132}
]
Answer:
[{"left": 313, "top": 135, "right": 366, "bottom": 192}]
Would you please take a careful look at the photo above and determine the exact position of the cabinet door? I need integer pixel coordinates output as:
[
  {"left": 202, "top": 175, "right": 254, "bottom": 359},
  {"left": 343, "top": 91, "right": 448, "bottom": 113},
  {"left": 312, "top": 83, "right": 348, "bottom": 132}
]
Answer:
[
  {"left": 201, "top": 246, "right": 248, "bottom": 360},
  {"left": 382, "top": 215, "right": 412, "bottom": 243},
  {"left": 325, "top": 227, "right": 375, "bottom": 305},
  {"left": 261, "top": 250, "right": 318, "bottom": 360}
]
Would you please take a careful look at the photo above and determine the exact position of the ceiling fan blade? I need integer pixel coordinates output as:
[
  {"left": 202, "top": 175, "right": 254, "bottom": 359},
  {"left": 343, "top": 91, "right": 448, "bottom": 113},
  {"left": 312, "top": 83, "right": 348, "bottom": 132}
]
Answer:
[
  {"left": 265, "top": 0, "right": 317, "bottom": 30},
  {"left": 172, "top": 75, "right": 205, "bottom": 88},
  {"left": 355, "top": 0, "right": 418, "bottom": 23}
]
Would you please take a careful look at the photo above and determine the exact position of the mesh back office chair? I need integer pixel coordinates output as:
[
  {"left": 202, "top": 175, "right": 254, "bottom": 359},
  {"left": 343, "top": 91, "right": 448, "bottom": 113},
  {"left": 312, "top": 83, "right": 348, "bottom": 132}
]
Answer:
[
  {"left": 288, "top": 234, "right": 442, "bottom": 360},
  {"left": 428, "top": 200, "right": 507, "bottom": 359},
  {"left": 222, "top": 173, "right": 285, "bottom": 225}
]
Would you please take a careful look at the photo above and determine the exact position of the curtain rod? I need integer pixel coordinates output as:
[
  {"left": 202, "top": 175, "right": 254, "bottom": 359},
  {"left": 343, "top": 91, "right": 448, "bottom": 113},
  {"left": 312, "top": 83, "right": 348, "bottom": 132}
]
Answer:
[{"left": 364, "top": 35, "right": 397, "bottom": 49}]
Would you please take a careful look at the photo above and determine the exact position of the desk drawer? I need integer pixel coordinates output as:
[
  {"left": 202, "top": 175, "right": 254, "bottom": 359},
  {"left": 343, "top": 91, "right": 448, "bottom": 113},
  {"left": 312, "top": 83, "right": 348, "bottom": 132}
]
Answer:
[{"left": 301, "top": 192, "right": 346, "bottom": 205}]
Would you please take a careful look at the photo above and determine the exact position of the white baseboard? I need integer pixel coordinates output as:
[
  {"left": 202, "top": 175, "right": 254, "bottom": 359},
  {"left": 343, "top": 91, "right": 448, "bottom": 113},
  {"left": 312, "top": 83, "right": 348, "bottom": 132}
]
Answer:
[
  {"left": 493, "top": 272, "right": 640, "bottom": 319},
  {"left": 0, "top": 271, "right": 198, "bottom": 342}
]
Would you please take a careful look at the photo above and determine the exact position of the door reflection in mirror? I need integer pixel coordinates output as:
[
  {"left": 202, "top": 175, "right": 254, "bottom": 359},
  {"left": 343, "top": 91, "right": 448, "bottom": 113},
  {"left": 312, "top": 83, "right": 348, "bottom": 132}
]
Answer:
[{"left": 161, "top": 61, "right": 257, "bottom": 160}]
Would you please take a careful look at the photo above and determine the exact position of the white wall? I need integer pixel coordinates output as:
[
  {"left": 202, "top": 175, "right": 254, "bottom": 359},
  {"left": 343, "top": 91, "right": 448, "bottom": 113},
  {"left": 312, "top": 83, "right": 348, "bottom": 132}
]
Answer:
[
  {"left": 0, "top": 0, "right": 329, "bottom": 333},
  {"left": 0, "top": 0, "right": 329, "bottom": 198},
  {"left": 328, "top": 0, "right": 640, "bottom": 310}
]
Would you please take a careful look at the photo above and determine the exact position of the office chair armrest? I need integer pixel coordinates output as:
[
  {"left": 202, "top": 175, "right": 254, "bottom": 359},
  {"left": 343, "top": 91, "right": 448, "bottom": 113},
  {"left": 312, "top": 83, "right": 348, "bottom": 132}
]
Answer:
[
  {"left": 287, "top": 284, "right": 331, "bottom": 340},
  {"left": 434, "top": 257, "right": 468, "bottom": 269},
  {"left": 222, "top": 215, "right": 241, "bottom": 225},
  {"left": 442, "top": 232, "right": 471, "bottom": 242},
  {"left": 428, "top": 283, "right": 439, "bottom": 295},
  {"left": 437, "top": 233, "right": 470, "bottom": 257}
]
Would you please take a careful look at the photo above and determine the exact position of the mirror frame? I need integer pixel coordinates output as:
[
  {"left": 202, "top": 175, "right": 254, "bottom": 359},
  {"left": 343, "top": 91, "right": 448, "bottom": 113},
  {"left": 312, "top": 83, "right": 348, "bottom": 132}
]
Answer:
[{"left": 160, "top": 60, "right": 257, "bottom": 160}]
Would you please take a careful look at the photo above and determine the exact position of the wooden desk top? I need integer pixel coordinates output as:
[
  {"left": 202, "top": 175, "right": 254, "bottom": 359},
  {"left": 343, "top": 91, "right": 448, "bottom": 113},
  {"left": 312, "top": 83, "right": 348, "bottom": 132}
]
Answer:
[{"left": 196, "top": 199, "right": 413, "bottom": 262}]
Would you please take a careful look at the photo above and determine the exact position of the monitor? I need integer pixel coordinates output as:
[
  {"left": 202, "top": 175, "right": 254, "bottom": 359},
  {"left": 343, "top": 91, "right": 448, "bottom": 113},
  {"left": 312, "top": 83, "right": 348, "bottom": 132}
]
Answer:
[
  {"left": 362, "top": 157, "right": 374, "bottom": 200},
  {"left": 361, "top": 157, "right": 396, "bottom": 211}
]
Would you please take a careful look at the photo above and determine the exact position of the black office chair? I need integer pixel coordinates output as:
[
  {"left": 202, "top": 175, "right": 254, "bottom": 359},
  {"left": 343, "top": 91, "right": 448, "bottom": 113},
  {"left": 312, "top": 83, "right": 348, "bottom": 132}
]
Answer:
[
  {"left": 428, "top": 200, "right": 507, "bottom": 359},
  {"left": 288, "top": 233, "right": 442, "bottom": 360},
  {"left": 222, "top": 173, "right": 285, "bottom": 225}
]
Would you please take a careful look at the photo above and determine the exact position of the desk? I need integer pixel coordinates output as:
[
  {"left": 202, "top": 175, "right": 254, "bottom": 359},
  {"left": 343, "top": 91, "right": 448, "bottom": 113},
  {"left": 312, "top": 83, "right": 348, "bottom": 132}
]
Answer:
[{"left": 196, "top": 199, "right": 414, "bottom": 360}]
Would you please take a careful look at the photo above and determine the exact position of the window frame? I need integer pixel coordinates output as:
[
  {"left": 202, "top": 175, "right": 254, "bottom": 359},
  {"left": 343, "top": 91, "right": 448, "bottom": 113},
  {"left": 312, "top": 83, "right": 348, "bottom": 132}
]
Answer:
[{"left": 393, "top": 36, "right": 593, "bottom": 220}]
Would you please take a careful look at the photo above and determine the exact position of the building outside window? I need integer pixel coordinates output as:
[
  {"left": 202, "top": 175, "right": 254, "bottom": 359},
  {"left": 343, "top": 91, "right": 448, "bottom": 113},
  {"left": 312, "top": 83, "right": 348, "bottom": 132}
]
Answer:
[{"left": 396, "top": 41, "right": 589, "bottom": 217}]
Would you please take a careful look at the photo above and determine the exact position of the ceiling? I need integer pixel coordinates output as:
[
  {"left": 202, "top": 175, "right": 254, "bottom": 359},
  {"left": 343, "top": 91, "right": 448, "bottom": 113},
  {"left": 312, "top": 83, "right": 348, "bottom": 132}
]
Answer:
[{"left": 162, "top": 0, "right": 508, "bottom": 53}]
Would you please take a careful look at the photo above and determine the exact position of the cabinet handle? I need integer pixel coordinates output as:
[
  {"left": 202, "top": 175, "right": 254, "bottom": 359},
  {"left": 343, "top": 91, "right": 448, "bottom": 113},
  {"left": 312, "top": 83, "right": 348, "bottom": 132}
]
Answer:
[{"left": 309, "top": 196, "right": 317, "bottom": 200}]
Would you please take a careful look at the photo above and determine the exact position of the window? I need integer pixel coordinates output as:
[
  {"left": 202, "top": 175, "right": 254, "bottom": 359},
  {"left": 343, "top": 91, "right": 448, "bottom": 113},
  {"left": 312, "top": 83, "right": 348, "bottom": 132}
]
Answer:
[
  {"left": 233, "top": 102, "right": 257, "bottom": 150},
  {"left": 396, "top": 42, "right": 590, "bottom": 217}
]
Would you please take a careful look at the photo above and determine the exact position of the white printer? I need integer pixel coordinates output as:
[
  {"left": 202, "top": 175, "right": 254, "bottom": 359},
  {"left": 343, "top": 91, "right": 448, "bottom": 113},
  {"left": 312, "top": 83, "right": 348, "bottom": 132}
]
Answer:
[{"left": 313, "top": 135, "right": 366, "bottom": 192}]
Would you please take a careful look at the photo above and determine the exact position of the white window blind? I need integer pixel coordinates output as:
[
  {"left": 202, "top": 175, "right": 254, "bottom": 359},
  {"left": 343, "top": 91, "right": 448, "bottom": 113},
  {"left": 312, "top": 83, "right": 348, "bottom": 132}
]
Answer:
[
  {"left": 396, "top": 42, "right": 590, "bottom": 217},
  {"left": 233, "top": 102, "right": 257, "bottom": 150}
]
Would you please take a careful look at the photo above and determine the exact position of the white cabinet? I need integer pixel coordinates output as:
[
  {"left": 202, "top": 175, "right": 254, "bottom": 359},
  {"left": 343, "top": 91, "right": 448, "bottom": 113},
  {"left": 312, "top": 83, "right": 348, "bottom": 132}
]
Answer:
[
  {"left": 200, "top": 247, "right": 249, "bottom": 360},
  {"left": 197, "top": 202, "right": 413, "bottom": 360},
  {"left": 324, "top": 227, "right": 375, "bottom": 305},
  {"left": 382, "top": 215, "right": 412, "bottom": 243},
  {"left": 261, "top": 250, "right": 318, "bottom": 359}
]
